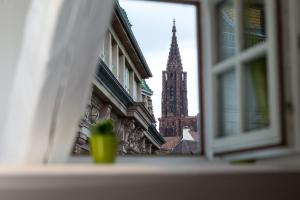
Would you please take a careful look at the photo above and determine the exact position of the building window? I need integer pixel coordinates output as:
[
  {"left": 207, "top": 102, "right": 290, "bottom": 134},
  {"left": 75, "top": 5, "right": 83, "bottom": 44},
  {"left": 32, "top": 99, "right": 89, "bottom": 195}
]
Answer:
[
  {"left": 133, "top": 79, "right": 138, "bottom": 101},
  {"left": 170, "top": 86, "right": 175, "bottom": 100},
  {"left": 207, "top": 0, "right": 281, "bottom": 153},
  {"left": 125, "top": 67, "right": 130, "bottom": 94},
  {"left": 103, "top": 31, "right": 111, "bottom": 66},
  {"left": 112, "top": 39, "right": 119, "bottom": 77}
]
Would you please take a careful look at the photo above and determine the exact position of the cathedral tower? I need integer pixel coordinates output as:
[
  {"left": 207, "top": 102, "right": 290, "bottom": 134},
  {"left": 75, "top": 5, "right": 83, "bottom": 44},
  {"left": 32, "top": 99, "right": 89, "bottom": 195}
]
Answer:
[{"left": 159, "top": 20, "right": 189, "bottom": 138}]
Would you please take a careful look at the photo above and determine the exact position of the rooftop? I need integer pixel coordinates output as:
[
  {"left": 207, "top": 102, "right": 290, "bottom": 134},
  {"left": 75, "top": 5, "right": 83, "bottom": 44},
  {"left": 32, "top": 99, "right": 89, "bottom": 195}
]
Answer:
[{"left": 141, "top": 79, "right": 153, "bottom": 95}]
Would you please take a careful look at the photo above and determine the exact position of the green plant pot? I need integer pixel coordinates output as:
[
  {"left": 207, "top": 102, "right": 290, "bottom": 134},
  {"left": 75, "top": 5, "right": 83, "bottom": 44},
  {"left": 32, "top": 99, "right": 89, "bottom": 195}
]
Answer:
[{"left": 89, "top": 134, "right": 117, "bottom": 164}]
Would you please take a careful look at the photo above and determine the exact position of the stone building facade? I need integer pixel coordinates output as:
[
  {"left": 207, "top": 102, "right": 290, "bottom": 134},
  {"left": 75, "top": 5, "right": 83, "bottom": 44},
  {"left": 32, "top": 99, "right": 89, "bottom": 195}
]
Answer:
[
  {"left": 73, "top": 2, "right": 164, "bottom": 155},
  {"left": 159, "top": 21, "right": 198, "bottom": 151}
]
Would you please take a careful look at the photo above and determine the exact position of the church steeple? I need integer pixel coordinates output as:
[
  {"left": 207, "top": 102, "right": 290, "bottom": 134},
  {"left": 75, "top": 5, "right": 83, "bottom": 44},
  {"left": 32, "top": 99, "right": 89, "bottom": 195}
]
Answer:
[
  {"left": 172, "top": 18, "right": 176, "bottom": 32},
  {"left": 167, "top": 19, "right": 182, "bottom": 70},
  {"left": 159, "top": 20, "right": 189, "bottom": 138},
  {"left": 159, "top": 20, "right": 198, "bottom": 146}
]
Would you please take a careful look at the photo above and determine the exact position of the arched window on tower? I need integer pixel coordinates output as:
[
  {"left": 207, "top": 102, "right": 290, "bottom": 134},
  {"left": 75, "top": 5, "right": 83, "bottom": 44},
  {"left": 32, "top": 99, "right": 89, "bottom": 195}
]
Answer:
[
  {"left": 170, "top": 86, "right": 175, "bottom": 98},
  {"left": 165, "top": 127, "right": 174, "bottom": 137},
  {"left": 169, "top": 104, "right": 175, "bottom": 113}
]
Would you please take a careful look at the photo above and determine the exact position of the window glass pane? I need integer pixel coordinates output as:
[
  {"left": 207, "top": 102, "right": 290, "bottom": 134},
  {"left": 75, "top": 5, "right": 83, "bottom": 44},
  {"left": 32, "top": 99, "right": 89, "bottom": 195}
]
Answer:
[
  {"left": 216, "top": 0, "right": 236, "bottom": 62},
  {"left": 243, "top": 0, "right": 266, "bottom": 49},
  {"left": 218, "top": 69, "right": 239, "bottom": 137},
  {"left": 244, "top": 56, "right": 269, "bottom": 131}
]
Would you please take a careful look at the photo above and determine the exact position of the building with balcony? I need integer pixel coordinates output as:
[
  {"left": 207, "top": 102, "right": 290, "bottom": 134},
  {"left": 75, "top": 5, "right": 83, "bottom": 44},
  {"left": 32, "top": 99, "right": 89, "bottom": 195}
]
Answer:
[{"left": 73, "top": 2, "right": 164, "bottom": 155}]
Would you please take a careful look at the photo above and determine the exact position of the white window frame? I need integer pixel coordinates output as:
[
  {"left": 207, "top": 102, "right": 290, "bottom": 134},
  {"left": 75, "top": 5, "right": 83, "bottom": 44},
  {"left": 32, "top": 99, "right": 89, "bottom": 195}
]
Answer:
[
  {"left": 206, "top": 0, "right": 281, "bottom": 154},
  {"left": 289, "top": 0, "right": 300, "bottom": 150}
]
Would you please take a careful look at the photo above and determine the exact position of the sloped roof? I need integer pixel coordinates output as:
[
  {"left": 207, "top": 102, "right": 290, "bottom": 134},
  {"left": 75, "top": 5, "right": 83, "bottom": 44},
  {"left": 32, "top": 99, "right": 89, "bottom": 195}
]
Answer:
[
  {"left": 114, "top": 0, "right": 153, "bottom": 78},
  {"left": 141, "top": 79, "right": 153, "bottom": 95},
  {"left": 119, "top": 5, "right": 132, "bottom": 28},
  {"left": 172, "top": 140, "right": 200, "bottom": 155},
  {"left": 161, "top": 136, "right": 181, "bottom": 150}
]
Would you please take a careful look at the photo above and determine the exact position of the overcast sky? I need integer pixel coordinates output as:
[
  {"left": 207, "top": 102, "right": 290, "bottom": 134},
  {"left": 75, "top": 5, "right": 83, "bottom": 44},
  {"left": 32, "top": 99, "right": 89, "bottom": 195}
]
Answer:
[{"left": 119, "top": 0, "right": 199, "bottom": 122}]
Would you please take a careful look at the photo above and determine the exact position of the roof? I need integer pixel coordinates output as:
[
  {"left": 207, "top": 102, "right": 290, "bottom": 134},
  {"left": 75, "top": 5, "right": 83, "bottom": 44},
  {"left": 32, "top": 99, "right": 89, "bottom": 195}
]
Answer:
[
  {"left": 172, "top": 140, "right": 200, "bottom": 155},
  {"left": 114, "top": 1, "right": 153, "bottom": 78},
  {"left": 148, "top": 124, "right": 166, "bottom": 147},
  {"left": 141, "top": 80, "right": 153, "bottom": 95},
  {"left": 161, "top": 136, "right": 181, "bottom": 150},
  {"left": 119, "top": 6, "right": 132, "bottom": 28}
]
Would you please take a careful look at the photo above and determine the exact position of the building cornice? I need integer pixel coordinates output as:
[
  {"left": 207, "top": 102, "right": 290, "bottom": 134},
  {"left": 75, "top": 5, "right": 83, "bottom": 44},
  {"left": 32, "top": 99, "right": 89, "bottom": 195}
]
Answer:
[
  {"left": 96, "top": 59, "right": 134, "bottom": 108},
  {"left": 113, "top": 1, "right": 152, "bottom": 78}
]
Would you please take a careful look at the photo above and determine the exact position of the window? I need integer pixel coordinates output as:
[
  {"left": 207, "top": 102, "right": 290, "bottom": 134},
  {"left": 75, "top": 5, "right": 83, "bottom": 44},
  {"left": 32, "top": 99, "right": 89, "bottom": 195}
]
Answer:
[
  {"left": 170, "top": 87, "right": 175, "bottom": 100},
  {"left": 133, "top": 79, "right": 138, "bottom": 101},
  {"left": 112, "top": 39, "right": 119, "bottom": 77},
  {"left": 216, "top": 0, "right": 236, "bottom": 61},
  {"left": 103, "top": 31, "right": 111, "bottom": 66},
  {"left": 218, "top": 68, "right": 238, "bottom": 137},
  {"left": 207, "top": 0, "right": 281, "bottom": 153},
  {"left": 125, "top": 67, "right": 130, "bottom": 94},
  {"left": 244, "top": 56, "right": 269, "bottom": 131}
]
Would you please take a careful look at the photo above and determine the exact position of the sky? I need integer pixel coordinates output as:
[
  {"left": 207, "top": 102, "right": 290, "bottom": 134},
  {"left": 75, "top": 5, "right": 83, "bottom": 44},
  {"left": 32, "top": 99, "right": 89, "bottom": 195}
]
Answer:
[{"left": 119, "top": 0, "right": 199, "bottom": 123}]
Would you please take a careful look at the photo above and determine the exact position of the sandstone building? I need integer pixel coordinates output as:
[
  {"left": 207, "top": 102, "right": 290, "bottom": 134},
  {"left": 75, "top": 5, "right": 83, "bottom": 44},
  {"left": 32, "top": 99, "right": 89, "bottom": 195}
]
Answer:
[{"left": 73, "top": 2, "right": 164, "bottom": 155}]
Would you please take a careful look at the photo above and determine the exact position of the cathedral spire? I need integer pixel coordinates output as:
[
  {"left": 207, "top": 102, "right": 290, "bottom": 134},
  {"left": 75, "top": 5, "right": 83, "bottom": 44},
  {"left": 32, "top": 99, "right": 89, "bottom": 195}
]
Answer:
[
  {"left": 172, "top": 18, "right": 176, "bottom": 32},
  {"left": 167, "top": 19, "right": 182, "bottom": 70},
  {"left": 160, "top": 19, "right": 191, "bottom": 139}
]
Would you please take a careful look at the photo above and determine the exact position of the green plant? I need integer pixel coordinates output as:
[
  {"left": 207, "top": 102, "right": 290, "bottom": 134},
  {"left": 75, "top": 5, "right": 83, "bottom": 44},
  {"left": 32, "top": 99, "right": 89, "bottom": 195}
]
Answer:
[
  {"left": 89, "top": 119, "right": 117, "bottom": 164},
  {"left": 91, "top": 119, "right": 114, "bottom": 135}
]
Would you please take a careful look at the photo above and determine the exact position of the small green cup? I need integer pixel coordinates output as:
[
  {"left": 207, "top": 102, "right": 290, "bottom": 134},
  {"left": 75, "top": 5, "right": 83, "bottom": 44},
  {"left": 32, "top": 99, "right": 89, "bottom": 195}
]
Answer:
[{"left": 89, "top": 120, "right": 117, "bottom": 164}]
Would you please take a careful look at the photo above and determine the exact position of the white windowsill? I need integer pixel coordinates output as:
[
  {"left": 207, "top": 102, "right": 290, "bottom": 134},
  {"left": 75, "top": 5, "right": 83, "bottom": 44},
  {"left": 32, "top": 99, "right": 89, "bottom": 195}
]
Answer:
[
  {"left": 0, "top": 157, "right": 299, "bottom": 200},
  {"left": 1, "top": 158, "right": 299, "bottom": 175}
]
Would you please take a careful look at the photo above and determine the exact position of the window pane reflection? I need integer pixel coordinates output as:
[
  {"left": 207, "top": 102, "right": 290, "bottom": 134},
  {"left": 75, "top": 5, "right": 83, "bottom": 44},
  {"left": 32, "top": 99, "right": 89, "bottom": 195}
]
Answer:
[
  {"left": 243, "top": 0, "right": 266, "bottom": 49},
  {"left": 216, "top": 0, "right": 236, "bottom": 62},
  {"left": 218, "top": 69, "right": 239, "bottom": 137},
  {"left": 244, "top": 57, "right": 269, "bottom": 131}
]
